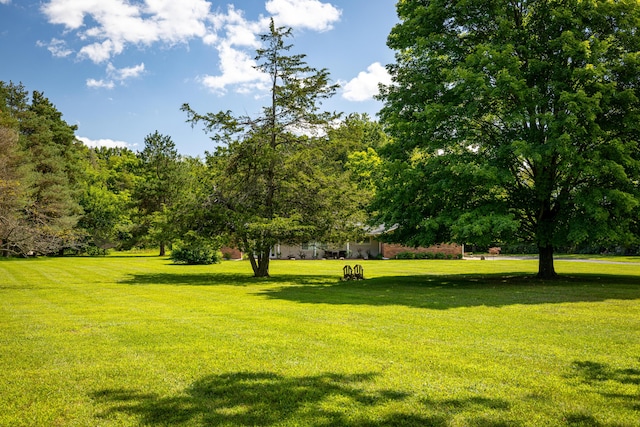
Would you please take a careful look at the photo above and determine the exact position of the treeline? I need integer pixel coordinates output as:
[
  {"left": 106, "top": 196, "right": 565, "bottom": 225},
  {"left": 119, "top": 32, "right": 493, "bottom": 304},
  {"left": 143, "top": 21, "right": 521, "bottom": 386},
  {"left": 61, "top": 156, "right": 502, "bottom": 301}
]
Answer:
[{"left": 0, "top": 80, "right": 384, "bottom": 259}]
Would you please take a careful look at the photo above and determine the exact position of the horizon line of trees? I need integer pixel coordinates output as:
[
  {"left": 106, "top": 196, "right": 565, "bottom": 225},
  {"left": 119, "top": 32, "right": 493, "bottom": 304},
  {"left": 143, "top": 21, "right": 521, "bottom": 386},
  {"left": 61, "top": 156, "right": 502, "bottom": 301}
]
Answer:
[{"left": 1, "top": 76, "right": 636, "bottom": 264}]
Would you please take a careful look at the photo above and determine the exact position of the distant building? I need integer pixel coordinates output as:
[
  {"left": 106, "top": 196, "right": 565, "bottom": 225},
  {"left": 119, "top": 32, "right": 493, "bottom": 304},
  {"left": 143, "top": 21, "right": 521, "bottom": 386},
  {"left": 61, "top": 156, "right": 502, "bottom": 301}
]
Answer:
[{"left": 221, "top": 226, "right": 462, "bottom": 260}]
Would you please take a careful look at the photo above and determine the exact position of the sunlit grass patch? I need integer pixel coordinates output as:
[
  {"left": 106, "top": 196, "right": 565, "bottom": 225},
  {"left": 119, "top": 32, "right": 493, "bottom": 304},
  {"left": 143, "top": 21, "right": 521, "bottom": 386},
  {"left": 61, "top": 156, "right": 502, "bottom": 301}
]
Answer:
[{"left": 1, "top": 256, "right": 639, "bottom": 425}]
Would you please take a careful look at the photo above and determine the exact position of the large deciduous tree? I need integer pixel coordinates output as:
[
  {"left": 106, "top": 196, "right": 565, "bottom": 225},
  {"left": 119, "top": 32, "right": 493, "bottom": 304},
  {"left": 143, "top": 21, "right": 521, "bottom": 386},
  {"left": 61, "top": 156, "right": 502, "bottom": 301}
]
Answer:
[
  {"left": 182, "top": 20, "right": 359, "bottom": 277},
  {"left": 79, "top": 147, "right": 141, "bottom": 252},
  {"left": 377, "top": 0, "right": 640, "bottom": 278}
]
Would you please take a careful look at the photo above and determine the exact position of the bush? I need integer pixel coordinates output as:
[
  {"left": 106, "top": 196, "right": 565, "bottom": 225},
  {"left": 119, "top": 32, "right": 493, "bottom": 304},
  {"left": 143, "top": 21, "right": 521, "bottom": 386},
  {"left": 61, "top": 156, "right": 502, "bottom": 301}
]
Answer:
[
  {"left": 396, "top": 252, "right": 415, "bottom": 259},
  {"left": 396, "top": 251, "right": 461, "bottom": 260},
  {"left": 170, "top": 233, "right": 221, "bottom": 265},
  {"left": 501, "top": 244, "right": 538, "bottom": 254},
  {"left": 85, "top": 245, "right": 110, "bottom": 256},
  {"left": 414, "top": 252, "right": 433, "bottom": 259}
]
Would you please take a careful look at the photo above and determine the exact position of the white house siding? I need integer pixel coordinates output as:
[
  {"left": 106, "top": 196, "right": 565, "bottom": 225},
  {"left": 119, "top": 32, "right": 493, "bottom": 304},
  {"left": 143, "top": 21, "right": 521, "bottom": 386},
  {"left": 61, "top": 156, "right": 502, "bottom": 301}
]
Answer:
[{"left": 271, "top": 237, "right": 381, "bottom": 259}]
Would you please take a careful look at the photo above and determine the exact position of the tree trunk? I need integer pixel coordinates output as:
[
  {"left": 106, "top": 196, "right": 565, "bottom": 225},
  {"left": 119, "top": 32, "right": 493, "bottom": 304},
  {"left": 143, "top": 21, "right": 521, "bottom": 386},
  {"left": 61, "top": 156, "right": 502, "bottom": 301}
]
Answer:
[
  {"left": 159, "top": 241, "right": 166, "bottom": 257},
  {"left": 248, "top": 250, "right": 260, "bottom": 275},
  {"left": 255, "top": 254, "right": 270, "bottom": 278},
  {"left": 248, "top": 252, "right": 270, "bottom": 277},
  {"left": 246, "top": 239, "right": 271, "bottom": 278},
  {"left": 537, "top": 245, "right": 557, "bottom": 279}
]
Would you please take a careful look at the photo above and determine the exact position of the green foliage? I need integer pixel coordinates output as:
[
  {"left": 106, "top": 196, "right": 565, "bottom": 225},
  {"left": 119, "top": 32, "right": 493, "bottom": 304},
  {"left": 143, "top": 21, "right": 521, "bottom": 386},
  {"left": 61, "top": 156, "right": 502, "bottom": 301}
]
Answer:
[
  {"left": 0, "top": 109, "right": 29, "bottom": 256},
  {"left": 80, "top": 147, "right": 140, "bottom": 251},
  {"left": 395, "top": 251, "right": 415, "bottom": 259},
  {"left": 377, "top": 0, "right": 640, "bottom": 279},
  {"left": 133, "top": 131, "right": 186, "bottom": 256},
  {"left": 182, "top": 20, "right": 361, "bottom": 277},
  {"left": 0, "top": 81, "right": 86, "bottom": 256},
  {"left": 84, "top": 245, "right": 109, "bottom": 256},
  {"left": 78, "top": 185, "right": 131, "bottom": 248},
  {"left": 170, "top": 232, "right": 221, "bottom": 265},
  {"left": 396, "top": 251, "right": 457, "bottom": 260}
]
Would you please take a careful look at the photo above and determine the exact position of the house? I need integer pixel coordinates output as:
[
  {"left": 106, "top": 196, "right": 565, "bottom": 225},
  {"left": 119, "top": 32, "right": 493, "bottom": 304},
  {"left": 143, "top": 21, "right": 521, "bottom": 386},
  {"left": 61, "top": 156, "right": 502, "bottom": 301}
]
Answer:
[{"left": 222, "top": 225, "right": 462, "bottom": 260}]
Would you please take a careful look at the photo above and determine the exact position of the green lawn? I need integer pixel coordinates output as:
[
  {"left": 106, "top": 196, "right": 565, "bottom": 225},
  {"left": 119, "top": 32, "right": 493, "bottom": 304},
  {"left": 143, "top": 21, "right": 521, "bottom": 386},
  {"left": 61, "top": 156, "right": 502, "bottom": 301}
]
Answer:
[{"left": 1, "top": 256, "right": 639, "bottom": 426}]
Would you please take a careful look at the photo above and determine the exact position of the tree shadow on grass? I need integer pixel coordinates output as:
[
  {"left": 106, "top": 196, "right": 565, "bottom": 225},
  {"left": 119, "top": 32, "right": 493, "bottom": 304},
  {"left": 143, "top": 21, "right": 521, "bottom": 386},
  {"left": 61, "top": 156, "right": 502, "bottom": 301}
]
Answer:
[
  {"left": 567, "top": 360, "right": 640, "bottom": 412},
  {"left": 92, "top": 371, "right": 515, "bottom": 426},
  {"left": 257, "top": 273, "right": 640, "bottom": 310},
  {"left": 119, "top": 273, "right": 336, "bottom": 287},
  {"left": 117, "top": 268, "right": 640, "bottom": 309}
]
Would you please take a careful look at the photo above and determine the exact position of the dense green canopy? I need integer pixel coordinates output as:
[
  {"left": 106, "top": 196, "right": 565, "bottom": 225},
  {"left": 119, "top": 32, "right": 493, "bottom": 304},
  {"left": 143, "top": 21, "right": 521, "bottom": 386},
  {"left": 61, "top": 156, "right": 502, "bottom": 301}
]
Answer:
[
  {"left": 0, "top": 82, "right": 85, "bottom": 256},
  {"left": 376, "top": 0, "right": 640, "bottom": 278}
]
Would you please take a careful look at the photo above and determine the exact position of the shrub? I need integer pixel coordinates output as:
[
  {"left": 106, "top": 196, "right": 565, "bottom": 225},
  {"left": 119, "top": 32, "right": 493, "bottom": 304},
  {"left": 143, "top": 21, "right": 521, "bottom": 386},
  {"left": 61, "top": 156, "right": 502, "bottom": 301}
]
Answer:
[
  {"left": 170, "top": 232, "right": 221, "bottom": 265},
  {"left": 414, "top": 252, "right": 434, "bottom": 259},
  {"left": 396, "top": 252, "right": 415, "bottom": 259},
  {"left": 85, "top": 245, "right": 109, "bottom": 256},
  {"left": 396, "top": 251, "right": 461, "bottom": 260}
]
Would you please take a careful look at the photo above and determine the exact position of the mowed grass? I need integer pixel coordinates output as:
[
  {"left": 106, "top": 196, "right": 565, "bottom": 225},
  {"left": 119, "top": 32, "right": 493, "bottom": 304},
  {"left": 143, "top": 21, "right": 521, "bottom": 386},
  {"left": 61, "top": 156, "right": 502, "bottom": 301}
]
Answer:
[{"left": 1, "top": 256, "right": 639, "bottom": 426}]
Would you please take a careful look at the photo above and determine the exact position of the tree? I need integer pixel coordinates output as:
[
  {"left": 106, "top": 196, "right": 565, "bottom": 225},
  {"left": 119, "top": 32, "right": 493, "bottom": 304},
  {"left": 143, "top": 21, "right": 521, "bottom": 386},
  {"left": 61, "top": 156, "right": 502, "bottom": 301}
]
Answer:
[
  {"left": 182, "top": 19, "right": 359, "bottom": 277},
  {"left": 78, "top": 147, "right": 141, "bottom": 252},
  {"left": 0, "top": 109, "right": 29, "bottom": 256},
  {"left": 0, "top": 81, "right": 85, "bottom": 256},
  {"left": 22, "top": 90, "right": 86, "bottom": 255},
  {"left": 376, "top": 0, "right": 640, "bottom": 278},
  {"left": 134, "top": 131, "right": 182, "bottom": 256},
  {"left": 329, "top": 114, "right": 388, "bottom": 221}
]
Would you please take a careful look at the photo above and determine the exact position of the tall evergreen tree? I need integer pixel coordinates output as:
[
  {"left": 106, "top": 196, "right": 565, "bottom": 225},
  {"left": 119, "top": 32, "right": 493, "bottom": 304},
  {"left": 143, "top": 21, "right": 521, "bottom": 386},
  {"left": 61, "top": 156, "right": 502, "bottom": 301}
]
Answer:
[
  {"left": 0, "top": 109, "right": 29, "bottom": 256},
  {"left": 183, "top": 20, "right": 359, "bottom": 277},
  {"left": 0, "top": 81, "right": 84, "bottom": 255},
  {"left": 134, "top": 131, "right": 182, "bottom": 256}
]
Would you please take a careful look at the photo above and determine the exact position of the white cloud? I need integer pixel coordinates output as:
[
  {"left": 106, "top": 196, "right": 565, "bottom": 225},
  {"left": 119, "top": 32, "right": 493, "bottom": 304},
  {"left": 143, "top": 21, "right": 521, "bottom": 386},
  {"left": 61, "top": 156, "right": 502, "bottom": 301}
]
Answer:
[
  {"left": 40, "top": 0, "right": 343, "bottom": 96},
  {"left": 145, "top": 0, "right": 211, "bottom": 43},
  {"left": 107, "top": 62, "right": 145, "bottom": 81},
  {"left": 36, "top": 38, "right": 73, "bottom": 58},
  {"left": 198, "top": 1, "right": 339, "bottom": 96},
  {"left": 219, "top": 5, "right": 267, "bottom": 48},
  {"left": 79, "top": 40, "right": 120, "bottom": 63},
  {"left": 77, "top": 136, "right": 131, "bottom": 149},
  {"left": 342, "top": 62, "right": 392, "bottom": 102},
  {"left": 200, "top": 42, "right": 269, "bottom": 94},
  {"left": 0, "top": 0, "right": 11, "bottom": 4},
  {"left": 87, "top": 63, "right": 144, "bottom": 89},
  {"left": 265, "top": 0, "right": 341, "bottom": 32},
  {"left": 41, "top": 0, "right": 213, "bottom": 64},
  {"left": 86, "top": 78, "right": 115, "bottom": 89}
]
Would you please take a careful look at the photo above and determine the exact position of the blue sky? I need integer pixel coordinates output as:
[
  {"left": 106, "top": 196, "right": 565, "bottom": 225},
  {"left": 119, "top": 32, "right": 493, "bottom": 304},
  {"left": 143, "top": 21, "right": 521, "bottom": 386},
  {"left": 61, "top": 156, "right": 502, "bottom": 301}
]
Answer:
[{"left": 0, "top": 0, "right": 398, "bottom": 156}]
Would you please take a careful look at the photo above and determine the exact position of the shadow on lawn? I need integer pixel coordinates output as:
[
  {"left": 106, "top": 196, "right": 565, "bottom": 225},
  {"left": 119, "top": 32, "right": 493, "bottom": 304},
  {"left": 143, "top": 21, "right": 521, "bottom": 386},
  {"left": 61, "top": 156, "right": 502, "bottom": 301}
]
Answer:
[
  {"left": 567, "top": 360, "right": 640, "bottom": 413},
  {"left": 92, "top": 371, "right": 515, "bottom": 426},
  {"left": 119, "top": 273, "right": 335, "bottom": 287},
  {"left": 258, "top": 273, "right": 640, "bottom": 310},
  {"left": 118, "top": 269, "right": 640, "bottom": 309}
]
